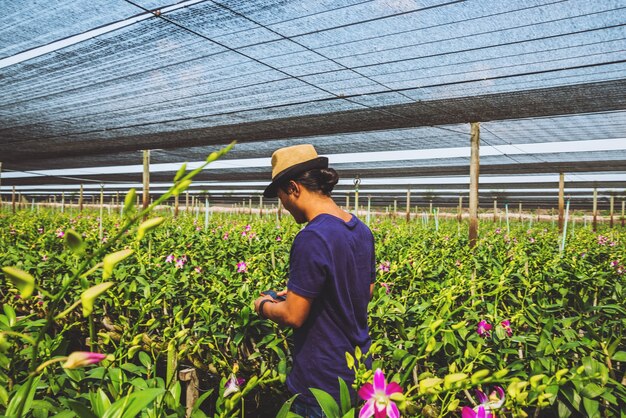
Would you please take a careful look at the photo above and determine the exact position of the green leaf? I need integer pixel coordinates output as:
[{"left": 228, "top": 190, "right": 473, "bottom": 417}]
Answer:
[
  {"left": 310, "top": 388, "right": 340, "bottom": 418},
  {"left": 2, "top": 266, "right": 35, "bottom": 298},
  {"left": 81, "top": 282, "right": 114, "bottom": 317},
  {"left": 191, "top": 388, "right": 214, "bottom": 416},
  {"left": 3, "top": 304, "right": 16, "bottom": 327},
  {"left": 275, "top": 394, "right": 299, "bottom": 418},
  {"left": 102, "top": 388, "right": 164, "bottom": 418},
  {"left": 66, "top": 399, "right": 99, "bottom": 418},
  {"left": 136, "top": 217, "right": 165, "bottom": 241},
  {"left": 91, "top": 388, "right": 112, "bottom": 417},
  {"left": 65, "top": 229, "right": 85, "bottom": 254},
  {"left": 582, "top": 396, "right": 600, "bottom": 418},
  {"left": 581, "top": 383, "right": 605, "bottom": 399},
  {"left": 611, "top": 351, "right": 626, "bottom": 362},
  {"left": 103, "top": 249, "right": 134, "bottom": 279},
  {"left": 338, "top": 377, "right": 352, "bottom": 415},
  {"left": 174, "top": 163, "right": 188, "bottom": 182},
  {"left": 5, "top": 375, "right": 41, "bottom": 417},
  {"left": 172, "top": 179, "right": 192, "bottom": 197},
  {"left": 123, "top": 189, "right": 136, "bottom": 217}
]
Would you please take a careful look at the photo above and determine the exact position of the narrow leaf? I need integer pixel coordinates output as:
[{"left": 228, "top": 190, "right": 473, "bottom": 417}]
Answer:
[
  {"left": 2, "top": 266, "right": 35, "bottom": 298},
  {"left": 103, "top": 249, "right": 134, "bottom": 279},
  {"left": 136, "top": 217, "right": 165, "bottom": 241},
  {"left": 64, "top": 229, "right": 85, "bottom": 253},
  {"left": 81, "top": 282, "right": 114, "bottom": 317}
]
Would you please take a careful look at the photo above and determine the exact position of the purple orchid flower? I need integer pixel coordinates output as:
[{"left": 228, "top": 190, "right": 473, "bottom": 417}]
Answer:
[
  {"left": 358, "top": 368, "right": 403, "bottom": 418},
  {"left": 462, "top": 386, "right": 505, "bottom": 418},
  {"left": 477, "top": 320, "right": 492, "bottom": 338}
]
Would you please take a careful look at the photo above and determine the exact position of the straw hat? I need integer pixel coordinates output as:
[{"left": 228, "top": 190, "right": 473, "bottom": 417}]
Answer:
[{"left": 263, "top": 144, "right": 328, "bottom": 198}]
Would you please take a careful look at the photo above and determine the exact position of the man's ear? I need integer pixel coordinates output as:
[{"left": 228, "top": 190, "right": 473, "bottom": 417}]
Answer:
[{"left": 288, "top": 180, "right": 301, "bottom": 196}]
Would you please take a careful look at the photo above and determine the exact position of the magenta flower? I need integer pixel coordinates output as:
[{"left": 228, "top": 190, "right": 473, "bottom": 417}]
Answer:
[
  {"left": 618, "top": 266, "right": 624, "bottom": 275},
  {"left": 63, "top": 351, "right": 107, "bottom": 369},
  {"left": 245, "top": 224, "right": 252, "bottom": 232},
  {"left": 223, "top": 233, "right": 229, "bottom": 240},
  {"left": 597, "top": 235, "right": 608, "bottom": 245},
  {"left": 56, "top": 229, "right": 65, "bottom": 238},
  {"left": 175, "top": 259, "right": 185, "bottom": 269},
  {"left": 194, "top": 266, "right": 202, "bottom": 274},
  {"left": 495, "top": 228, "right": 501, "bottom": 234},
  {"left": 276, "top": 236, "right": 282, "bottom": 242},
  {"left": 462, "top": 386, "right": 505, "bottom": 418},
  {"left": 196, "top": 226, "right": 201, "bottom": 231},
  {"left": 380, "top": 283, "right": 391, "bottom": 294},
  {"left": 42, "top": 255, "right": 48, "bottom": 261},
  {"left": 378, "top": 261, "right": 390, "bottom": 273},
  {"left": 38, "top": 228, "right": 44, "bottom": 234},
  {"left": 358, "top": 368, "right": 403, "bottom": 418},
  {"left": 165, "top": 254, "right": 175, "bottom": 263},
  {"left": 223, "top": 373, "right": 246, "bottom": 398},
  {"left": 529, "top": 237, "right": 535, "bottom": 243},
  {"left": 241, "top": 231, "right": 247, "bottom": 237},
  {"left": 501, "top": 320, "right": 513, "bottom": 337},
  {"left": 611, "top": 260, "right": 619, "bottom": 267},
  {"left": 237, "top": 262, "right": 247, "bottom": 273},
  {"left": 477, "top": 320, "right": 492, "bottom": 338}
]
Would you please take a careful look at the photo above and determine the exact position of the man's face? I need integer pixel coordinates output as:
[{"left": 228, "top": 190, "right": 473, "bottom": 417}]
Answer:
[{"left": 277, "top": 185, "right": 307, "bottom": 224}]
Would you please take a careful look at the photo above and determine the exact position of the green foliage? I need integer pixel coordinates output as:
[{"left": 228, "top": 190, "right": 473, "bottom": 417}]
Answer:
[{"left": 0, "top": 200, "right": 625, "bottom": 416}]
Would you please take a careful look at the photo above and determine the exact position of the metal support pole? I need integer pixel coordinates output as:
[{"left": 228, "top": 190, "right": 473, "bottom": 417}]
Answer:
[
  {"left": 558, "top": 172, "right": 565, "bottom": 233},
  {"left": 493, "top": 199, "right": 497, "bottom": 223},
  {"left": 143, "top": 150, "right": 150, "bottom": 218},
  {"left": 99, "top": 185, "right": 104, "bottom": 241},
  {"left": 366, "top": 196, "right": 371, "bottom": 225},
  {"left": 12, "top": 186, "right": 16, "bottom": 213},
  {"left": 406, "top": 188, "right": 411, "bottom": 222},
  {"left": 609, "top": 195, "right": 614, "bottom": 228},
  {"left": 469, "top": 122, "right": 480, "bottom": 248}
]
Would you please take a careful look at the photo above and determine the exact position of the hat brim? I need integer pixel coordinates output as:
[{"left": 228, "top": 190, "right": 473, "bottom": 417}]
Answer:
[{"left": 264, "top": 156, "right": 328, "bottom": 198}]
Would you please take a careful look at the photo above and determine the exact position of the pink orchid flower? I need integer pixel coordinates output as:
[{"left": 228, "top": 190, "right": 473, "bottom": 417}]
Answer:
[
  {"left": 358, "top": 368, "right": 403, "bottom": 418},
  {"left": 501, "top": 320, "right": 513, "bottom": 337},
  {"left": 165, "top": 254, "right": 175, "bottom": 263},
  {"left": 223, "top": 373, "right": 245, "bottom": 398},
  {"left": 175, "top": 259, "right": 185, "bottom": 269},
  {"left": 462, "top": 386, "right": 505, "bottom": 418},
  {"left": 237, "top": 262, "right": 247, "bottom": 273},
  {"left": 477, "top": 320, "right": 492, "bottom": 338},
  {"left": 63, "top": 351, "right": 107, "bottom": 369}
]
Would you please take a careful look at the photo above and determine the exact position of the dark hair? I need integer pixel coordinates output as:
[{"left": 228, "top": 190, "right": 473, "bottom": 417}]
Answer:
[{"left": 279, "top": 168, "right": 339, "bottom": 196}]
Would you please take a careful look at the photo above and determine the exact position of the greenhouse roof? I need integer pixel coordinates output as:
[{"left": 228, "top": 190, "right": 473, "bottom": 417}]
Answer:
[{"left": 1, "top": 0, "right": 625, "bottom": 205}]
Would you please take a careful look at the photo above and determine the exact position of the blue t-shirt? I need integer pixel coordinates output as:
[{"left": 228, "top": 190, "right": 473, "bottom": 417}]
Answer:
[{"left": 286, "top": 213, "right": 375, "bottom": 405}]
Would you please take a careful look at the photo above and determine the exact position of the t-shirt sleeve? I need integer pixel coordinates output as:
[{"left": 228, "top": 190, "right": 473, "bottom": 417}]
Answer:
[{"left": 287, "top": 230, "right": 330, "bottom": 299}]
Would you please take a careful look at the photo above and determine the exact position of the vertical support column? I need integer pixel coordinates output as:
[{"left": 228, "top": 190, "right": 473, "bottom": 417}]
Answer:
[
  {"left": 0, "top": 161, "right": 3, "bottom": 209},
  {"left": 621, "top": 200, "right": 625, "bottom": 228},
  {"left": 406, "top": 188, "right": 411, "bottom": 222},
  {"left": 366, "top": 195, "right": 371, "bottom": 225},
  {"left": 493, "top": 198, "right": 497, "bottom": 223},
  {"left": 345, "top": 194, "right": 350, "bottom": 211},
  {"left": 519, "top": 202, "right": 522, "bottom": 222},
  {"left": 609, "top": 195, "right": 614, "bottom": 228},
  {"left": 205, "top": 196, "right": 210, "bottom": 230},
  {"left": 469, "top": 122, "right": 480, "bottom": 249},
  {"left": 457, "top": 196, "right": 463, "bottom": 223},
  {"left": 12, "top": 186, "right": 16, "bottom": 213},
  {"left": 393, "top": 199, "right": 397, "bottom": 218},
  {"left": 278, "top": 199, "right": 282, "bottom": 221},
  {"left": 354, "top": 177, "right": 360, "bottom": 217},
  {"left": 143, "top": 150, "right": 150, "bottom": 218},
  {"left": 99, "top": 185, "right": 104, "bottom": 241},
  {"left": 174, "top": 194, "right": 179, "bottom": 218},
  {"left": 79, "top": 184, "right": 84, "bottom": 212},
  {"left": 179, "top": 368, "right": 199, "bottom": 418},
  {"left": 592, "top": 187, "right": 598, "bottom": 232},
  {"left": 186, "top": 191, "right": 190, "bottom": 213},
  {"left": 61, "top": 192, "right": 65, "bottom": 213},
  {"left": 259, "top": 195, "right": 263, "bottom": 217},
  {"left": 558, "top": 172, "right": 565, "bottom": 233}
]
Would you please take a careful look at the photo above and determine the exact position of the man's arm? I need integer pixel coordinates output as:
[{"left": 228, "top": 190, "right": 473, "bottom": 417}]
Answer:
[{"left": 254, "top": 290, "right": 313, "bottom": 328}]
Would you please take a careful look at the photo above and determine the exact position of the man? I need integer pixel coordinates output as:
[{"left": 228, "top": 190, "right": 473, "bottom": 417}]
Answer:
[{"left": 254, "top": 144, "right": 375, "bottom": 417}]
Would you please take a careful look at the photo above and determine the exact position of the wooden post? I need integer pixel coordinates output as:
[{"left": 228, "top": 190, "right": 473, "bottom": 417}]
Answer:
[
  {"left": 12, "top": 186, "right": 16, "bottom": 213},
  {"left": 259, "top": 195, "right": 263, "bottom": 217},
  {"left": 457, "top": 196, "right": 463, "bottom": 223},
  {"left": 621, "top": 200, "right": 625, "bottom": 227},
  {"left": 179, "top": 368, "right": 199, "bottom": 418},
  {"left": 519, "top": 202, "right": 522, "bottom": 222},
  {"left": 493, "top": 198, "right": 497, "bottom": 223},
  {"left": 393, "top": 199, "right": 397, "bottom": 217},
  {"left": 346, "top": 194, "right": 350, "bottom": 211},
  {"left": 406, "top": 188, "right": 411, "bottom": 222},
  {"left": 609, "top": 195, "right": 614, "bottom": 228},
  {"left": 558, "top": 172, "right": 565, "bottom": 233},
  {"left": 469, "top": 122, "right": 480, "bottom": 248},
  {"left": 174, "top": 194, "right": 179, "bottom": 218},
  {"left": 278, "top": 200, "right": 282, "bottom": 221},
  {"left": 79, "top": 184, "right": 84, "bottom": 212},
  {"left": 143, "top": 150, "right": 150, "bottom": 217},
  {"left": 61, "top": 192, "right": 65, "bottom": 213},
  {"left": 186, "top": 191, "right": 190, "bottom": 213},
  {"left": 366, "top": 195, "right": 371, "bottom": 225},
  {"left": 592, "top": 188, "right": 598, "bottom": 232}
]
